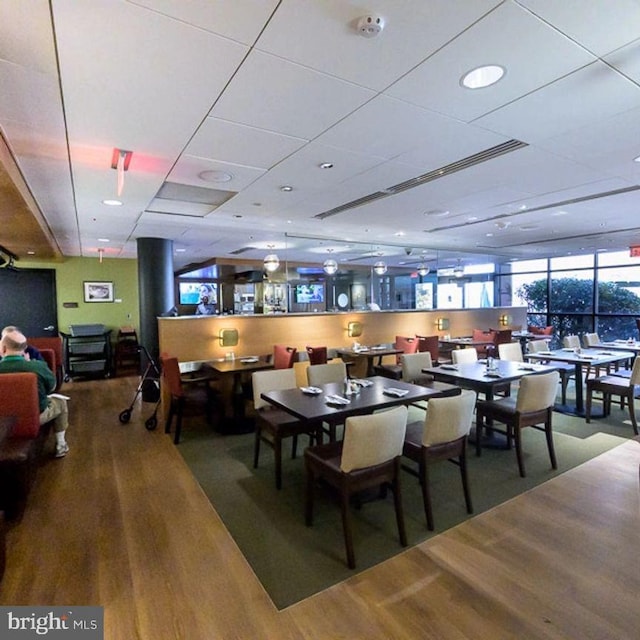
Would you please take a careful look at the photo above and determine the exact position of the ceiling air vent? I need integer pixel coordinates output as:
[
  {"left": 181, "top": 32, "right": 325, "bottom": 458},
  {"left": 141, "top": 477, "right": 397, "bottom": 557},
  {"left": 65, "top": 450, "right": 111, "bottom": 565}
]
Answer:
[{"left": 314, "top": 139, "right": 527, "bottom": 220}]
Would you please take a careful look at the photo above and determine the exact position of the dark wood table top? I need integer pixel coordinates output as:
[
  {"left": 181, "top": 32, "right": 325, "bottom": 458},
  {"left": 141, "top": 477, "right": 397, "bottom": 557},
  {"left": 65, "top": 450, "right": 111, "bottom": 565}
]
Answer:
[
  {"left": 335, "top": 346, "right": 403, "bottom": 358},
  {"left": 423, "top": 359, "right": 558, "bottom": 389},
  {"left": 261, "top": 375, "right": 460, "bottom": 423},
  {"left": 179, "top": 355, "right": 273, "bottom": 376}
]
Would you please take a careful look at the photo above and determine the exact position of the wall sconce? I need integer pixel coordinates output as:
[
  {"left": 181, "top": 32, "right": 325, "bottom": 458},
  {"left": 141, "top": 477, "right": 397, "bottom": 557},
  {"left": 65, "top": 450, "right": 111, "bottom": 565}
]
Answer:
[
  {"left": 499, "top": 314, "right": 512, "bottom": 327},
  {"left": 347, "top": 321, "right": 363, "bottom": 338},
  {"left": 219, "top": 328, "right": 239, "bottom": 347},
  {"left": 436, "top": 318, "right": 450, "bottom": 331}
]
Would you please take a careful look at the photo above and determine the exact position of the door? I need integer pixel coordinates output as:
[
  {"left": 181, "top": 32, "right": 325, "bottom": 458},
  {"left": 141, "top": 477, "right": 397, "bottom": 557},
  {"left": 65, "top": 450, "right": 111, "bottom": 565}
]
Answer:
[{"left": 0, "top": 268, "right": 58, "bottom": 337}]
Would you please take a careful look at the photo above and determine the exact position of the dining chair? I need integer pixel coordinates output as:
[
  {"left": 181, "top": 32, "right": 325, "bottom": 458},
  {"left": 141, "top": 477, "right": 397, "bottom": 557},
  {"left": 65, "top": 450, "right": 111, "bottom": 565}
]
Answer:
[
  {"left": 582, "top": 332, "right": 613, "bottom": 375},
  {"left": 487, "top": 329, "right": 512, "bottom": 359},
  {"left": 306, "top": 346, "right": 328, "bottom": 365},
  {"left": 475, "top": 371, "right": 560, "bottom": 477},
  {"left": 402, "top": 390, "right": 476, "bottom": 530},
  {"left": 563, "top": 334, "right": 596, "bottom": 379},
  {"left": 307, "top": 361, "right": 348, "bottom": 441},
  {"left": 162, "top": 356, "right": 218, "bottom": 445},
  {"left": 400, "top": 351, "right": 433, "bottom": 384},
  {"left": 273, "top": 344, "right": 297, "bottom": 369},
  {"left": 585, "top": 356, "right": 640, "bottom": 435},
  {"left": 451, "top": 348, "right": 478, "bottom": 364},
  {"left": 527, "top": 339, "right": 573, "bottom": 404},
  {"left": 374, "top": 336, "right": 419, "bottom": 380},
  {"left": 498, "top": 342, "right": 523, "bottom": 362},
  {"left": 416, "top": 335, "right": 441, "bottom": 365},
  {"left": 472, "top": 329, "right": 495, "bottom": 358},
  {"left": 304, "top": 405, "right": 408, "bottom": 569},
  {"left": 252, "top": 368, "right": 321, "bottom": 490}
]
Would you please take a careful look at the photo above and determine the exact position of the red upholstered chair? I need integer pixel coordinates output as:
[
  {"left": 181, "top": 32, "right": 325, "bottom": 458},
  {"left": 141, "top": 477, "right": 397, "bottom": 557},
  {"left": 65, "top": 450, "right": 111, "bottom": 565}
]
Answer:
[
  {"left": 28, "top": 336, "right": 64, "bottom": 390},
  {"left": 162, "top": 356, "right": 217, "bottom": 444},
  {"left": 273, "top": 345, "right": 297, "bottom": 369},
  {"left": 416, "top": 335, "right": 440, "bottom": 365},
  {"left": 306, "top": 346, "right": 328, "bottom": 365},
  {"left": 472, "top": 329, "right": 495, "bottom": 358},
  {"left": 0, "top": 373, "right": 52, "bottom": 519}
]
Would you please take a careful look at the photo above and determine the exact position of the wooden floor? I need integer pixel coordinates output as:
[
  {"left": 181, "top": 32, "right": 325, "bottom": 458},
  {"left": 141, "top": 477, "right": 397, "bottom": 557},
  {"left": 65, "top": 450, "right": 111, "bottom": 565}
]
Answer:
[{"left": 1, "top": 376, "right": 639, "bottom": 639}]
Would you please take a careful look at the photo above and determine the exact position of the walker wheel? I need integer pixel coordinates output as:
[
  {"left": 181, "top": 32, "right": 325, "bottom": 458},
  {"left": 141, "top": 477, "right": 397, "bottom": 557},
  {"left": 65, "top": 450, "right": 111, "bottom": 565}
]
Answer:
[
  {"left": 119, "top": 409, "right": 132, "bottom": 424},
  {"left": 145, "top": 415, "right": 158, "bottom": 431}
]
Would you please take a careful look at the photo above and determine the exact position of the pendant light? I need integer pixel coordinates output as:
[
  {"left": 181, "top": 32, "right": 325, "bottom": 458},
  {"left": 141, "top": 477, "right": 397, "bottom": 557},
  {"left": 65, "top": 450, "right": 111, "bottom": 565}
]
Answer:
[
  {"left": 373, "top": 260, "right": 387, "bottom": 275},
  {"left": 417, "top": 263, "right": 429, "bottom": 277},
  {"left": 323, "top": 249, "right": 338, "bottom": 275},
  {"left": 263, "top": 246, "right": 280, "bottom": 273}
]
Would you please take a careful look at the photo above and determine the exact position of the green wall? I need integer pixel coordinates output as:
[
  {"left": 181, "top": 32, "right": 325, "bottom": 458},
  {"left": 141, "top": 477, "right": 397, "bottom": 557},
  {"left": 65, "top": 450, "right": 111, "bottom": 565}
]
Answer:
[{"left": 20, "top": 257, "right": 140, "bottom": 335}]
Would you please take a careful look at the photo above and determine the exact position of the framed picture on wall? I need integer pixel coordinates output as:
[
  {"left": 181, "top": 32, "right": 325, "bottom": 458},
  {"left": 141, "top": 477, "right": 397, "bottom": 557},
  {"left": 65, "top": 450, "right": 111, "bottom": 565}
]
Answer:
[{"left": 83, "top": 281, "right": 114, "bottom": 303}]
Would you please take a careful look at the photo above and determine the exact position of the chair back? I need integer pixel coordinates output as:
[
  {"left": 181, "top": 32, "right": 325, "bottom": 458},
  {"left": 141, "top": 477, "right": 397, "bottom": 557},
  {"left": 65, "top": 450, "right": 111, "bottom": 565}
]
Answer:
[
  {"left": 340, "top": 405, "right": 408, "bottom": 472},
  {"left": 498, "top": 342, "right": 523, "bottom": 362},
  {"left": 528, "top": 339, "right": 550, "bottom": 353},
  {"left": 563, "top": 335, "right": 580, "bottom": 349},
  {"left": 274, "top": 344, "right": 297, "bottom": 369},
  {"left": 0, "top": 372, "right": 41, "bottom": 438},
  {"left": 583, "top": 333, "right": 599, "bottom": 348},
  {"left": 401, "top": 352, "right": 432, "bottom": 382},
  {"left": 39, "top": 348, "right": 56, "bottom": 374},
  {"left": 252, "top": 368, "right": 297, "bottom": 411},
  {"left": 394, "top": 336, "right": 418, "bottom": 364},
  {"left": 629, "top": 356, "right": 640, "bottom": 386},
  {"left": 516, "top": 371, "right": 560, "bottom": 413},
  {"left": 161, "top": 357, "right": 184, "bottom": 399},
  {"left": 451, "top": 348, "right": 477, "bottom": 364},
  {"left": 493, "top": 329, "right": 512, "bottom": 346},
  {"left": 473, "top": 329, "right": 495, "bottom": 342},
  {"left": 415, "top": 335, "right": 439, "bottom": 362},
  {"left": 306, "top": 346, "right": 328, "bottom": 365},
  {"left": 422, "top": 389, "right": 476, "bottom": 446},
  {"left": 307, "top": 361, "right": 347, "bottom": 387}
]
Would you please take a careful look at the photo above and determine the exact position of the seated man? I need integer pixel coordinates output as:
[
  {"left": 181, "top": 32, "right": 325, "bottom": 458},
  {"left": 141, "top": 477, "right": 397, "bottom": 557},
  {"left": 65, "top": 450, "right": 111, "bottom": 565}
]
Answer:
[
  {"left": 0, "top": 329, "right": 70, "bottom": 458},
  {"left": 195, "top": 294, "right": 216, "bottom": 316},
  {"left": 1, "top": 325, "right": 43, "bottom": 362}
]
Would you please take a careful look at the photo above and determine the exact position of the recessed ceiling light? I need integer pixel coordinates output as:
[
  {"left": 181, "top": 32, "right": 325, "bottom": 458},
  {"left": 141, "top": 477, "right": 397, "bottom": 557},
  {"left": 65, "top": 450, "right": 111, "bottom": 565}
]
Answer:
[
  {"left": 518, "top": 205, "right": 527, "bottom": 211},
  {"left": 198, "top": 169, "right": 233, "bottom": 183},
  {"left": 98, "top": 238, "right": 109, "bottom": 243},
  {"left": 552, "top": 210, "right": 568, "bottom": 216},
  {"left": 319, "top": 162, "right": 333, "bottom": 169},
  {"left": 486, "top": 232, "right": 494, "bottom": 237},
  {"left": 467, "top": 216, "right": 478, "bottom": 222},
  {"left": 27, "top": 250, "right": 35, "bottom": 255},
  {"left": 634, "top": 155, "right": 640, "bottom": 163},
  {"left": 461, "top": 64, "right": 505, "bottom": 89},
  {"left": 102, "top": 199, "right": 122, "bottom": 206},
  {"left": 175, "top": 248, "right": 186, "bottom": 253},
  {"left": 280, "top": 185, "right": 293, "bottom": 192},
  {"left": 424, "top": 209, "right": 450, "bottom": 217}
]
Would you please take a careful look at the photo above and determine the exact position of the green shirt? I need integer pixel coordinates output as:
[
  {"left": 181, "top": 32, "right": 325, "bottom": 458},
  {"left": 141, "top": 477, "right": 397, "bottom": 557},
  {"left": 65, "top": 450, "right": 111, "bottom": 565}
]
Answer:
[{"left": 0, "top": 355, "right": 56, "bottom": 412}]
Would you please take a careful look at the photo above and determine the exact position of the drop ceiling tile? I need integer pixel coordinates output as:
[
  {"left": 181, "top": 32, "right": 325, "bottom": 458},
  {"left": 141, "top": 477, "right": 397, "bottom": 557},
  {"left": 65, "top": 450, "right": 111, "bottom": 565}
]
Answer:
[
  {"left": 475, "top": 62, "right": 640, "bottom": 143},
  {"left": 387, "top": 1, "right": 596, "bottom": 123},
  {"left": 186, "top": 118, "right": 308, "bottom": 169},
  {"left": 519, "top": 0, "right": 640, "bottom": 56},
  {"left": 211, "top": 50, "right": 375, "bottom": 139},
  {"left": 256, "top": 0, "right": 502, "bottom": 91},
  {"left": 167, "top": 155, "right": 264, "bottom": 191}
]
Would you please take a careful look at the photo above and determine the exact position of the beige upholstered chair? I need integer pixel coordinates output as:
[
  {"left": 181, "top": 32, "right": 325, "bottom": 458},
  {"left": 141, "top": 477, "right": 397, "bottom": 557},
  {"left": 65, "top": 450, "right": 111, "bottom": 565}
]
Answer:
[
  {"left": 304, "top": 405, "right": 408, "bottom": 569},
  {"left": 307, "top": 361, "right": 347, "bottom": 387},
  {"left": 528, "top": 339, "right": 573, "bottom": 404},
  {"left": 586, "top": 357, "right": 640, "bottom": 435},
  {"left": 252, "top": 368, "right": 320, "bottom": 489},
  {"left": 498, "top": 342, "right": 523, "bottom": 362},
  {"left": 402, "top": 390, "right": 476, "bottom": 530},
  {"left": 451, "top": 348, "right": 478, "bottom": 364},
  {"left": 582, "top": 332, "right": 599, "bottom": 348},
  {"left": 307, "top": 361, "right": 348, "bottom": 441},
  {"left": 400, "top": 351, "right": 432, "bottom": 384},
  {"left": 475, "top": 371, "right": 560, "bottom": 477}
]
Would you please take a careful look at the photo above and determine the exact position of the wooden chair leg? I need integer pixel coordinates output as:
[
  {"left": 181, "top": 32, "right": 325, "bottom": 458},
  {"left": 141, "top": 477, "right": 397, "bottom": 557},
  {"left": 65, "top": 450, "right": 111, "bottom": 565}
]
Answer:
[
  {"left": 340, "top": 488, "right": 356, "bottom": 569},
  {"left": 419, "top": 456, "right": 434, "bottom": 531},
  {"left": 628, "top": 394, "right": 639, "bottom": 436},
  {"left": 253, "top": 425, "right": 261, "bottom": 469},
  {"left": 274, "top": 436, "right": 283, "bottom": 490},
  {"left": 304, "top": 465, "right": 314, "bottom": 526},
  {"left": 392, "top": 461, "right": 407, "bottom": 546},
  {"left": 586, "top": 386, "right": 593, "bottom": 423},
  {"left": 545, "top": 419, "right": 557, "bottom": 470},
  {"left": 561, "top": 374, "right": 569, "bottom": 405},
  {"left": 291, "top": 434, "right": 298, "bottom": 459},
  {"left": 513, "top": 424, "right": 526, "bottom": 478},
  {"left": 460, "top": 448, "right": 473, "bottom": 515}
]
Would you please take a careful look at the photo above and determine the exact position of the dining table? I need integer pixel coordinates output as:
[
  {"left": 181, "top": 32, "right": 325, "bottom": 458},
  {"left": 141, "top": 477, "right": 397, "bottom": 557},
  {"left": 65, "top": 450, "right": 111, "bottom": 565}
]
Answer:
[
  {"left": 525, "top": 347, "right": 634, "bottom": 416},
  {"left": 335, "top": 346, "right": 403, "bottom": 377},
  {"left": 422, "top": 359, "right": 559, "bottom": 449},
  {"left": 179, "top": 355, "right": 274, "bottom": 433},
  {"left": 260, "top": 375, "right": 460, "bottom": 426}
]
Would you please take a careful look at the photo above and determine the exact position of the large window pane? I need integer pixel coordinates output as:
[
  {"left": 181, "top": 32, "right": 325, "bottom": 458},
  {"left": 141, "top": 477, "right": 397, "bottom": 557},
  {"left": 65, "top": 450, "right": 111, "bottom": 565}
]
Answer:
[
  {"left": 597, "top": 250, "right": 640, "bottom": 268},
  {"left": 550, "top": 254, "right": 594, "bottom": 270},
  {"left": 512, "top": 272, "right": 547, "bottom": 310},
  {"left": 550, "top": 270, "right": 594, "bottom": 313},
  {"left": 596, "top": 265, "right": 640, "bottom": 312}
]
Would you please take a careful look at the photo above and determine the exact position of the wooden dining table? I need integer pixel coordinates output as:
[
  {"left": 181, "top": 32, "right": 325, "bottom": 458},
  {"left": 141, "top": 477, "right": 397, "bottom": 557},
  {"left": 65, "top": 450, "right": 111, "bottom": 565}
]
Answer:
[
  {"left": 525, "top": 347, "right": 634, "bottom": 416},
  {"left": 335, "top": 346, "right": 403, "bottom": 377},
  {"left": 179, "top": 355, "right": 274, "bottom": 433},
  {"left": 260, "top": 375, "right": 460, "bottom": 425}
]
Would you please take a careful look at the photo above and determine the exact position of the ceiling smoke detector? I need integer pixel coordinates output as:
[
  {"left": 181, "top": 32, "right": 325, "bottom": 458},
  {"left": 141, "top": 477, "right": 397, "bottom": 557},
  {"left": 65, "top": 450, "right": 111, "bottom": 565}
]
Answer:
[{"left": 357, "top": 15, "right": 385, "bottom": 38}]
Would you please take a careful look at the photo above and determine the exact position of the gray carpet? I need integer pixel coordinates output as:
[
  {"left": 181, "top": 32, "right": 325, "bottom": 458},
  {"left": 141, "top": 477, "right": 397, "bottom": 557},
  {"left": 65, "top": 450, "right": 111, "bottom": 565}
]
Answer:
[{"left": 177, "top": 390, "right": 633, "bottom": 609}]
